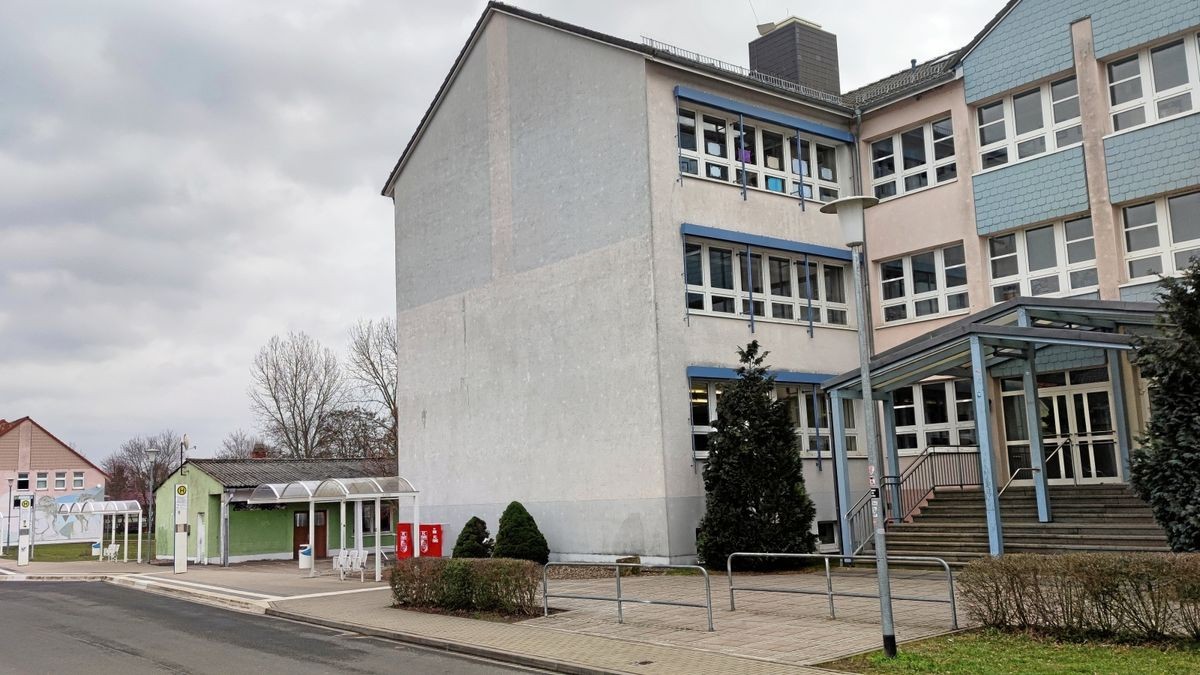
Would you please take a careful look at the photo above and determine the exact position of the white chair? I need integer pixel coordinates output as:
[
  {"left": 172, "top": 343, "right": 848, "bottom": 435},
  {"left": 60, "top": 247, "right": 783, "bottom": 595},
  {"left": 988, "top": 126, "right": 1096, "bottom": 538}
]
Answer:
[
  {"left": 350, "top": 549, "right": 366, "bottom": 582},
  {"left": 333, "top": 550, "right": 352, "bottom": 581},
  {"left": 103, "top": 544, "right": 120, "bottom": 562}
]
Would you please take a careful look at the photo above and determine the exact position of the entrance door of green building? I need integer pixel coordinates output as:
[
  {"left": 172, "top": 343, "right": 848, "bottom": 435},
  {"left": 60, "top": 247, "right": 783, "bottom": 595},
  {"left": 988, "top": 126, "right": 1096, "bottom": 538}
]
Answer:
[{"left": 293, "top": 510, "right": 328, "bottom": 559}]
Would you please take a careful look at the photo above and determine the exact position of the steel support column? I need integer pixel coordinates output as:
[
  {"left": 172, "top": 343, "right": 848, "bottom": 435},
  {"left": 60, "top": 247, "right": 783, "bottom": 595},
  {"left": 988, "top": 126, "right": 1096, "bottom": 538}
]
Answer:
[
  {"left": 882, "top": 393, "right": 902, "bottom": 521},
  {"left": 1108, "top": 350, "right": 1133, "bottom": 480},
  {"left": 970, "top": 336, "right": 1004, "bottom": 556},
  {"left": 1022, "top": 346, "right": 1052, "bottom": 522},
  {"left": 831, "top": 389, "right": 853, "bottom": 557}
]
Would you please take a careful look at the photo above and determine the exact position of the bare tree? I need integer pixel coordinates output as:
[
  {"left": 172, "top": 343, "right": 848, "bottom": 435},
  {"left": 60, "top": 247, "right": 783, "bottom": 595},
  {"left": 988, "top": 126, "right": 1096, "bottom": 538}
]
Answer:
[
  {"left": 318, "top": 407, "right": 396, "bottom": 459},
  {"left": 216, "top": 429, "right": 277, "bottom": 459},
  {"left": 102, "top": 430, "right": 184, "bottom": 509},
  {"left": 347, "top": 317, "right": 398, "bottom": 444},
  {"left": 249, "top": 331, "right": 346, "bottom": 458}
]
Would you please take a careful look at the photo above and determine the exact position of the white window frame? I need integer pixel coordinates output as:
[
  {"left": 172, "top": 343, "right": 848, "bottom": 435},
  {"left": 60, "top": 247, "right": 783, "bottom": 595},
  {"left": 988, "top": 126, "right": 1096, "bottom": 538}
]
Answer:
[
  {"left": 73, "top": 471, "right": 85, "bottom": 490},
  {"left": 54, "top": 471, "right": 66, "bottom": 490},
  {"left": 878, "top": 243, "right": 970, "bottom": 325},
  {"left": 1106, "top": 33, "right": 1200, "bottom": 133},
  {"left": 16, "top": 472, "right": 29, "bottom": 491},
  {"left": 870, "top": 116, "right": 957, "bottom": 200},
  {"left": 890, "top": 379, "right": 977, "bottom": 455},
  {"left": 689, "top": 380, "right": 860, "bottom": 459},
  {"left": 678, "top": 105, "right": 843, "bottom": 202},
  {"left": 684, "top": 238, "right": 852, "bottom": 329},
  {"left": 35, "top": 472, "right": 48, "bottom": 491},
  {"left": 974, "top": 76, "right": 1083, "bottom": 171},
  {"left": 1122, "top": 190, "right": 1200, "bottom": 282},
  {"left": 988, "top": 215, "right": 1099, "bottom": 302}
]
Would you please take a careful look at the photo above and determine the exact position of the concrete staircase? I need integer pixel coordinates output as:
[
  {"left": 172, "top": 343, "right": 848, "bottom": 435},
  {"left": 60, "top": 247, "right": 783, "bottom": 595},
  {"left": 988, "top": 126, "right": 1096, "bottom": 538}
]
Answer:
[{"left": 884, "top": 484, "right": 1171, "bottom": 564}]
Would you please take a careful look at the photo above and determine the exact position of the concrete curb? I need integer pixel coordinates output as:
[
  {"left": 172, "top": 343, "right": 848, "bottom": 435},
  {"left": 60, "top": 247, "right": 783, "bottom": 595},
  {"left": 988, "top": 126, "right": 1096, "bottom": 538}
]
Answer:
[
  {"left": 265, "top": 608, "right": 622, "bottom": 675},
  {"left": 106, "top": 576, "right": 269, "bottom": 615}
]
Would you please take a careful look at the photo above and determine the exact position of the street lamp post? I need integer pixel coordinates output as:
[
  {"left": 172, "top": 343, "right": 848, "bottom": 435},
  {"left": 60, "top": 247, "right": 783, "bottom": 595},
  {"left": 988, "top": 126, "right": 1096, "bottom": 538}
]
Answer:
[
  {"left": 821, "top": 195, "right": 897, "bottom": 658},
  {"left": 146, "top": 447, "right": 159, "bottom": 564},
  {"left": 4, "top": 477, "right": 12, "bottom": 555}
]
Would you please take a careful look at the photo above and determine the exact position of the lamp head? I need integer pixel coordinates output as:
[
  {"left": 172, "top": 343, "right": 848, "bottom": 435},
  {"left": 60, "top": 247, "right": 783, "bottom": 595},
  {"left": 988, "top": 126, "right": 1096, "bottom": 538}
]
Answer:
[{"left": 819, "top": 195, "right": 879, "bottom": 247}]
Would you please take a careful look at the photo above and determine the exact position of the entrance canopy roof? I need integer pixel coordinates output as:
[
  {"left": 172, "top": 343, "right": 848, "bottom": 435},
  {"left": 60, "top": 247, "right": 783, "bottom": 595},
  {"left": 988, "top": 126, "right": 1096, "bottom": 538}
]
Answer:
[
  {"left": 246, "top": 476, "right": 418, "bottom": 504},
  {"left": 822, "top": 297, "right": 1161, "bottom": 396},
  {"left": 58, "top": 500, "right": 142, "bottom": 514}
]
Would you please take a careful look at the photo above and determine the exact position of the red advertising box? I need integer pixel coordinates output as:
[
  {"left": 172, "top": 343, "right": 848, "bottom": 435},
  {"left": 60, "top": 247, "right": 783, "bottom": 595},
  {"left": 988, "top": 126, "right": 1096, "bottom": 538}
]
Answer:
[{"left": 396, "top": 523, "right": 443, "bottom": 558}]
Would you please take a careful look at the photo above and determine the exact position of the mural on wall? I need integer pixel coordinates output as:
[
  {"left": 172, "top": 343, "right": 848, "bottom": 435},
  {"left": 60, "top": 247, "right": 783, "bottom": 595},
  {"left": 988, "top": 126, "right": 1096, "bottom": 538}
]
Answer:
[{"left": 1, "top": 487, "right": 106, "bottom": 544}]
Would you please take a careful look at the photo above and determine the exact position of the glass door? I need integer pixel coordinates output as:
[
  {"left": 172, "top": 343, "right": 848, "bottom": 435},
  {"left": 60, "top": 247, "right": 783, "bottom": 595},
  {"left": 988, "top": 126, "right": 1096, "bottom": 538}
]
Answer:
[
  {"left": 1070, "top": 390, "right": 1120, "bottom": 482},
  {"left": 1039, "top": 393, "right": 1075, "bottom": 482}
]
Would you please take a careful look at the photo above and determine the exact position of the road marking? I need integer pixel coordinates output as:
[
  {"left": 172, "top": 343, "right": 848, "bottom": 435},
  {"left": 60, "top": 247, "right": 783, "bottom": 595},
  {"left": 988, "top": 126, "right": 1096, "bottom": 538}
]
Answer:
[
  {"left": 279, "top": 586, "right": 392, "bottom": 601},
  {"left": 136, "top": 576, "right": 279, "bottom": 600},
  {"left": 0, "top": 567, "right": 16, "bottom": 575}
]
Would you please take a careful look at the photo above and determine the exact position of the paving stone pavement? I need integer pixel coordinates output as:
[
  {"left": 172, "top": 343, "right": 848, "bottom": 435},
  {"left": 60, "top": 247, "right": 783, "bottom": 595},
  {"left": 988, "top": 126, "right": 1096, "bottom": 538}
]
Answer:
[{"left": 272, "top": 566, "right": 968, "bottom": 673}]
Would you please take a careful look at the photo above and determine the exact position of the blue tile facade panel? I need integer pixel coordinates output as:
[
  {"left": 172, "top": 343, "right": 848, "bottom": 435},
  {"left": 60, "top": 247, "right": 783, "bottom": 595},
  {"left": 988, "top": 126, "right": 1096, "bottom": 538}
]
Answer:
[
  {"left": 1119, "top": 280, "right": 1163, "bottom": 302},
  {"left": 1091, "top": 1, "right": 1200, "bottom": 59},
  {"left": 963, "top": 0, "right": 1199, "bottom": 103},
  {"left": 989, "top": 344, "right": 1107, "bottom": 378},
  {"left": 1105, "top": 113, "right": 1200, "bottom": 204},
  {"left": 972, "top": 147, "right": 1090, "bottom": 236}
]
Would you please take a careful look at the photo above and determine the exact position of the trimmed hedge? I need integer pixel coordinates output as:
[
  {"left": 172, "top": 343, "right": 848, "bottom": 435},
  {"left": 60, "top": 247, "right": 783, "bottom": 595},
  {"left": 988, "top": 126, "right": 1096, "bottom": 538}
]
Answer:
[
  {"left": 389, "top": 557, "right": 540, "bottom": 616},
  {"left": 959, "top": 553, "right": 1200, "bottom": 640}
]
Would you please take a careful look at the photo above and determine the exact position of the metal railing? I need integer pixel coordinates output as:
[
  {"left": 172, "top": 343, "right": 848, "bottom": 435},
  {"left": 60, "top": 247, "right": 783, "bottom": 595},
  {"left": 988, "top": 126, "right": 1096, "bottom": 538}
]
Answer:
[
  {"left": 727, "top": 552, "right": 958, "bottom": 629},
  {"left": 846, "top": 490, "right": 876, "bottom": 555},
  {"left": 542, "top": 562, "right": 714, "bottom": 631},
  {"left": 640, "top": 36, "right": 847, "bottom": 107},
  {"left": 894, "top": 447, "right": 982, "bottom": 523},
  {"left": 998, "top": 439, "right": 1071, "bottom": 497}
]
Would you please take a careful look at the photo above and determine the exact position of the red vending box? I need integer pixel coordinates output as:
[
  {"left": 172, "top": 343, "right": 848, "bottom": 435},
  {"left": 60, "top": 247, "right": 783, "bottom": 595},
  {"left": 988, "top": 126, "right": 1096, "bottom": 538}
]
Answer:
[{"left": 396, "top": 523, "right": 443, "bottom": 558}]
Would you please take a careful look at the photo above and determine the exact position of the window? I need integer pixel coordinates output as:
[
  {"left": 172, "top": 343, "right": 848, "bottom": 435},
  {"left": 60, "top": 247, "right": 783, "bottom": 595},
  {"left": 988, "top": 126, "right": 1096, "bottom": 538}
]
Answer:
[
  {"left": 362, "top": 504, "right": 393, "bottom": 533},
  {"left": 690, "top": 381, "right": 859, "bottom": 458},
  {"left": 989, "top": 215, "right": 1099, "bottom": 302},
  {"left": 872, "top": 117, "right": 957, "bottom": 199},
  {"left": 817, "top": 521, "right": 837, "bottom": 547},
  {"left": 975, "top": 76, "right": 1083, "bottom": 169},
  {"left": 684, "top": 239, "right": 851, "bottom": 327},
  {"left": 677, "top": 105, "right": 843, "bottom": 201},
  {"left": 16, "top": 472, "right": 28, "bottom": 491},
  {"left": 36, "top": 472, "right": 48, "bottom": 490},
  {"left": 1107, "top": 34, "right": 1199, "bottom": 132},
  {"left": 54, "top": 472, "right": 66, "bottom": 490},
  {"left": 891, "top": 379, "right": 977, "bottom": 453},
  {"left": 1123, "top": 190, "right": 1200, "bottom": 280},
  {"left": 73, "top": 472, "right": 85, "bottom": 489},
  {"left": 879, "top": 243, "right": 969, "bottom": 323}
]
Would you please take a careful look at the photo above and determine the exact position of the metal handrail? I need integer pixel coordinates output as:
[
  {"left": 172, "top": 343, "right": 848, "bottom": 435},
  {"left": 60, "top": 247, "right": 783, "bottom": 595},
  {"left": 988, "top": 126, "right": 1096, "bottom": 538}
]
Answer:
[
  {"left": 893, "top": 447, "right": 982, "bottom": 523},
  {"left": 726, "top": 552, "right": 958, "bottom": 629},
  {"left": 998, "top": 439, "right": 1070, "bottom": 498},
  {"left": 542, "top": 562, "right": 714, "bottom": 631},
  {"left": 846, "top": 491, "right": 875, "bottom": 555}
]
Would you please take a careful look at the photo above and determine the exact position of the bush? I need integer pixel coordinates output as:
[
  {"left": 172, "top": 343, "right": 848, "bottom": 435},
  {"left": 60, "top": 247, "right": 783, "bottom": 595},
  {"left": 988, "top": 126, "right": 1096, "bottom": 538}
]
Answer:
[
  {"left": 696, "top": 341, "right": 817, "bottom": 570},
  {"left": 452, "top": 516, "right": 493, "bottom": 558},
  {"left": 389, "top": 557, "right": 540, "bottom": 616},
  {"left": 492, "top": 501, "right": 550, "bottom": 564},
  {"left": 959, "top": 553, "right": 1200, "bottom": 640}
]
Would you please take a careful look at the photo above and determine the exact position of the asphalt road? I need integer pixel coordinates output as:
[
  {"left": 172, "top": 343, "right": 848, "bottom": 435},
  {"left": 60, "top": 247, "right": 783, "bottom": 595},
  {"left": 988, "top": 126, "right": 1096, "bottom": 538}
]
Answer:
[{"left": 0, "top": 582, "right": 535, "bottom": 674}]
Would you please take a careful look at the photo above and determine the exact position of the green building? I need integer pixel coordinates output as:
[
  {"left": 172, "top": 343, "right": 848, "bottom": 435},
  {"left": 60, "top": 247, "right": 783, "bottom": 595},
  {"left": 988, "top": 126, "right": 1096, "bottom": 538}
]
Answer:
[{"left": 154, "top": 458, "right": 400, "bottom": 564}]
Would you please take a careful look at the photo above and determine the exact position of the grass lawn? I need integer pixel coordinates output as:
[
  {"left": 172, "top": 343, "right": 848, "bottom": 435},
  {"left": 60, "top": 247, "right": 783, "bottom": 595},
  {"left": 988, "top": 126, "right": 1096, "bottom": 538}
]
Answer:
[
  {"left": 824, "top": 629, "right": 1200, "bottom": 675},
  {"left": 1, "top": 539, "right": 155, "bottom": 562}
]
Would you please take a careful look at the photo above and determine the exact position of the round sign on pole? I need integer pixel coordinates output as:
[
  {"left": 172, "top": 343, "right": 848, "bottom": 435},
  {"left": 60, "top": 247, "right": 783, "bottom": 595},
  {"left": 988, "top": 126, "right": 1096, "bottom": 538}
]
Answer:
[
  {"left": 176, "top": 485, "right": 187, "bottom": 497},
  {"left": 20, "top": 498, "right": 30, "bottom": 510}
]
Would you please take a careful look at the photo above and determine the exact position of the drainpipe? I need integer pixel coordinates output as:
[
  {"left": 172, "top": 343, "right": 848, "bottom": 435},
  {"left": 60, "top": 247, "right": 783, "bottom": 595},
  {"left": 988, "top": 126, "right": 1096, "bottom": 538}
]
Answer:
[{"left": 220, "top": 489, "right": 231, "bottom": 567}]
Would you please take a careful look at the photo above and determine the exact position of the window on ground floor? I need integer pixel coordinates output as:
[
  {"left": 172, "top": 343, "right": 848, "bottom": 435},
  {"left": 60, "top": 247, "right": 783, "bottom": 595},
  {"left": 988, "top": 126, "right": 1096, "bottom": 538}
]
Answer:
[
  {"left": 73, "top": 471, "right": 85, "bottom": 489},
  {"left": 54, "top": 472, "right": 66, "bottom": 490},
  {"left": 363, "top": 503, "right": 393, "bottom": 533},
  {"left": 35, "top": 472, "right": 48, "bottom": 490},
  {"left": 17, "top": 472, "right": 29, "bottom": 491}
]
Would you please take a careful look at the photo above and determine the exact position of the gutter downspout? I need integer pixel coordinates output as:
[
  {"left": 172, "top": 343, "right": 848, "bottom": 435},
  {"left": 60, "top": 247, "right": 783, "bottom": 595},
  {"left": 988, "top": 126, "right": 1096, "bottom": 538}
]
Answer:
[{"left": 220, "top": 490, "right": 231, "bottom": 567}]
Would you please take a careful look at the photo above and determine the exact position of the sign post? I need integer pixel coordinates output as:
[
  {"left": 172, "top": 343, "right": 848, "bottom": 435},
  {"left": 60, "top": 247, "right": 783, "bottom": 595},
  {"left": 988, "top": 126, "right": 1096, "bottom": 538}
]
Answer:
[
  {"left": 173, "top": 484, "right": 189, "bottom": 574},
  {"left": 16, "top": 496, "right": 32, "bottom": 567}
]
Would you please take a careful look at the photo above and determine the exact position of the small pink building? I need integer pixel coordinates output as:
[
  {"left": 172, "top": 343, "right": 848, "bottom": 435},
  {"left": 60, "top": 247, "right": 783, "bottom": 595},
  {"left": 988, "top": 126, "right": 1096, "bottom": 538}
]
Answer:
[{"left": 1, "top": 417, "right": 109, "bottom": 544}]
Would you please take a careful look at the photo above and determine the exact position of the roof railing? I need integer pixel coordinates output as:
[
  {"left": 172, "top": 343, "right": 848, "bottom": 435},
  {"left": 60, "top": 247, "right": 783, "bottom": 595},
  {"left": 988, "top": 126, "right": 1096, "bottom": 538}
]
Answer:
[{"left": 641, "top": 36, "right": 846, "bottom": 107}]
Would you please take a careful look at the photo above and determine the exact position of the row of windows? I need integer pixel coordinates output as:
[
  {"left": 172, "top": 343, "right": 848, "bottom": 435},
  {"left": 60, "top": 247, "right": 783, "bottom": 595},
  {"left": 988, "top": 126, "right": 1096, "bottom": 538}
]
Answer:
[
  {"left": 989, "top": 215, "right": 1098, "bottom": 302},
  {"left": 976, "top": 76, "right": 1082, "bottom": 169},
  {"left": 690, "top": 380, "right": 859, "bottom": 458},
  {"left": 684, "top": 239, "right": 850, "bottom": 326},
  {"left": 1122, "top": 190, "right": 1200, "bottom": 280},
  {"left": 1108, "top": 33, "right": 1200, "bottom": 132},
  {"left": 892, "top": 379, "right": 977, "bottom": 450},
  {"left": 879, "top": 243, "right": 969, "bottom": 323},
  {"left": 14, "top": 471, "right": 87, "bottom": 491},
  {"left": 871, "top": 117, "right": 957, "bottom": 200},
  {"left": 677, "top": 107, "right": 843, "bottom": 201}
]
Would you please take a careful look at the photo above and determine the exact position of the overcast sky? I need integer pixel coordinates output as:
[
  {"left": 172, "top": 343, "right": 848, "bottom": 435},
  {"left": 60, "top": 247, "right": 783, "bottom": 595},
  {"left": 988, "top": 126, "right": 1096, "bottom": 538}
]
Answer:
[{"left": 0, "top": 0, "right": 999, "bottom": 465}]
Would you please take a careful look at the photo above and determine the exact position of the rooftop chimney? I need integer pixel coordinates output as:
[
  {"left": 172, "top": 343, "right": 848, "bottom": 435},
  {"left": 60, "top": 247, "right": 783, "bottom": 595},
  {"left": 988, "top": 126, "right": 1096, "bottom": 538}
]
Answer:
[{"left": 748, "top": 17, "right": 840, "bottom": 95}]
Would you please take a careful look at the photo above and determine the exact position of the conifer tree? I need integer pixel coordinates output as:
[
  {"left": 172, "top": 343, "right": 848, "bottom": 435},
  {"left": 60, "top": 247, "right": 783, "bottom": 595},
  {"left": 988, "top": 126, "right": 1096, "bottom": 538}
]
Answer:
[
  {"left": 493, "top": 501, "right": 550, "bottom": 564},
  {"left": 451, "top": 516, "right": 493, "bottom": 558},
  {"left": 696, "top": 341, "right": 817, "bottom": 568},
  {"left": 1131, "top": 260, "right": 1200, "bottom": 551}
]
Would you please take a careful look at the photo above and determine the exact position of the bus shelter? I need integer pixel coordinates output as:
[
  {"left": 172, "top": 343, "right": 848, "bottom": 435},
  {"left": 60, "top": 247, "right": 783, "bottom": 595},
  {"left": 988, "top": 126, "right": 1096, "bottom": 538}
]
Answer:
[
  {"left": 59, "top": 500, "right": 144, "bottom": 563},
  {"left": 247, "top": 476, "right": 418, "bottom": 581}
]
